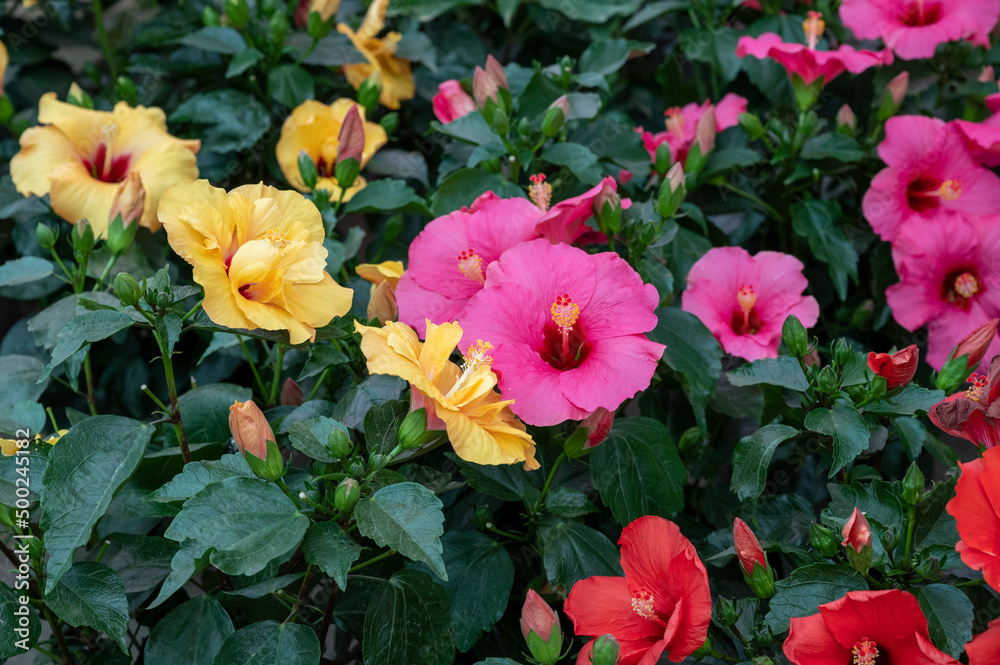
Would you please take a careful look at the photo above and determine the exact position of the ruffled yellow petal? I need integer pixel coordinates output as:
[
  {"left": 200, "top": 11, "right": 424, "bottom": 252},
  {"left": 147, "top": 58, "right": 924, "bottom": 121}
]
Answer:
[
  {"left": 356, "top": 260, "right": 404, "bottom": 288},
  {"left": 422, "top": 321, "right": 464, "bottom": 387},
  {"left": 315, "top": 175, "right": 367, "bottom": 202},
  {"left": 48, "top": 162, "right": 119, "bottom": 236},
  {"left": 159, "top": 179, "right": 237, "bottom": 266},
  {"left": 337, "top": 0, "right": 415, "bottom": 111},
  {"left": 284, "top": 273, "right": 354, "bottom": 329},
  {"left": 128, "top": 140, "right": 201, "bottom": 232},
  {"left": 10, "top": 125, "right": 79, "bottom": 196},
  {"left": 197, "top": 262, "right": 257, "bottom": 332},
  {"left": 231, "top": 183, "right": 325, "bottom": 243}
]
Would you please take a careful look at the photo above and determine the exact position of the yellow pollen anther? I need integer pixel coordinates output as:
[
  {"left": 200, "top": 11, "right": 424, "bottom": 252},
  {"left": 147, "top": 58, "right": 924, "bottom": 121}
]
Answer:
[
  {"left": 852, "top": 638, "right": 879, "bottom": 665},
  {"left": 803, "top": 11, "right": 826, "bottom": 49},
  {"left": 940, "top": 179, "right": 962, "bottom": 201},
  {"left": 738, "top": 284, "right": 757, "bottom": 314},
  {"left": 665, "top": 108, "right": 685, "bottom": 136},
  {"left": 551, "top": 293, "right": 580, "bottom": 332},
  {"left": 462, "top": 339, "right": 494, "bottom": 372},
  {"left": 457, "top": 249, "right": 485, "bottom": 284},
  {"left": 631, "top": 588, "right": 656, "bottom": 620},
  {"left": 263, "top": 227, "right": 287, "bottom": 249},
  {"left": 955, "top": 272, "right": 979, "bottom": 299},
  {"left": 529, "top": 174, "right": 552, "bottom": 212}
]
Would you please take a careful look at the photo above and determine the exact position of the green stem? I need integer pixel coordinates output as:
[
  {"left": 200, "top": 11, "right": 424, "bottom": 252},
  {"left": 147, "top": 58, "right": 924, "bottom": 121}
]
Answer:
[
  {"left": 83, "top": 353, "right": 98, "bottom": 416},
  {"left": 532, "top": 453, "right": 565, "bottom": 514},
  {"left": 269, "top": 344, "right": 287, "bottom": 407},
  {"left": 294, "top": 37, "right": 319, "bottom": 66},
  {"left": 306, "top": 368, "right": 329, "bottom": 401},
  {"left": 41, "top": 605, "right": 74, "bottom": 665},
  {"left": 92, "top": 0, "right": 118, "bottom": 81},
  {"left": 486, "top": 524, "right": 527, "bottom": 541},
  {"left": 141, "top": 384, "right": 171, "bottom": 414},
  {"left": 903, "top": 503, "right": 917, "bottom": 569},
  {"left": 45, "top": 407, "right": 59, "bottom": 433},
  {"left": 349, "top": 550, "right": 396, "bottom": 573},
  {"left": 277, "top": 478, "right": 301, "bottom": 509},
  {"left": 95, "top": 252, "right": 119, "bottom": 290},
  {"left": 715, "top": 181, "right": 785, "bottom": 223},
  {"left": 237, "top": 335, "right": 269, "bottom": 398},
  {"left": 94, "top": 540, "right": 111, "bottom": 564},
  {"left": 181, "top": 297, "right": 204, "bottom": 323},
  {"left": 48, "top": 248, "right": 74, "bottom": 283},
  {"left": 158, "top": 333, "right": 191, "bottom": 464}
]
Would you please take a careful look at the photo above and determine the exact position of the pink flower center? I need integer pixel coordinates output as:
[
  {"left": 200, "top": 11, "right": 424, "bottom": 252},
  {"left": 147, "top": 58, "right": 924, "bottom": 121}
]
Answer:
[
  {"left": 665, "top": 108, "right": 685, "bottom": 137},
  {"left": 541, "top": 294, "right": 590, "bottom": 371},
  {"left": 945, "top": 270, "right": 981, "bottom": 310},
  {"left": 631, "top": 587, "right": 656, "bottom": 620},
  {"left": 81, "top": 123, "right": 131, "bottom": 183},
  {"left": 967, "top": 373, "right": 989, "bottom": 402},
  {"left": 907, "top": 177, "right": 962, "bottom": 212},
  {"left": 529, "top": 173, "right": 552, "bottom": 212},
  {"left": 457, "top": 249, "right": 485, "bottom": 284},
  {"left": 732, "top": 284, "right": 763, "bottom": 336},
  {"left": 803, "top": 11, "right": 825, "bottom": 50},
  {"left": 898, "top": 0, "right": 942, "bottom": 26},
  {"left": 852, "top": 638, "right": 879, "bottom": 665}
]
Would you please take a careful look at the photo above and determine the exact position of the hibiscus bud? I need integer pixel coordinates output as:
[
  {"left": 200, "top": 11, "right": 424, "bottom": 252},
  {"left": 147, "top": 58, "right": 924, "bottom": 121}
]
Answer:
[
  {"left": 782, "top": 315, "right": 808, "bottom": 357},
  {"left": 229, "top": 400, "right": 275, "bottom": 460},
  {"left": 836, "top": 104, "right": 857, "bottom": 136},
  {"left": 734, "top": 518, "right": 774, "bottom": 598},
  {"left": 270, "top": 11, "right": 289, "bottom": 45},
  {"left": 657, "top": 163, "right": 686, "bottom": 218},
  {"left": 653, "top": 142, "right": 672, "bottom": 175},
  {"left": 581, "top": 407, "right": 614, "bottom": 449},
  {"left": 399, "top": 408, "right": 431, "bottom": 450},
  {"left": 914, "top": 553, "right": 941, "bottom": 581},
  {"left": 367, "top": 280, "right": 398, "bottom": 324},
  {"left": 485, "top": 54, "right": 509, "bottom": 92},
  {"left": 357, "top": 77, "right": 381, "bottom": 115},
  {"left": 831, "top": 338, "right": 853, "bottom": 366},
  {"left": 594, "top": 184, "right": 622, "bottom": 236},
  {"left": 878, "top": 72, "right": 909, "bottom": 122},
  {"left": 810, "top": 522, "right": 839, "bottom": 558},
  {"left": 280, "top": 378, "right": 304, "bottom": 407},
  {"left": 67, "top": 82, "right": 94, "bottom": 109},
  {"left": 224, "top": 0, "right": 249, "bottom": 28},
  {"left": 203, "top": 6, "right": 221, "bottom": 26},
  {"left": 309, "top": 0, "right": 340, "bottom": 22},
  {"left": 297, "top": 150, "right": 319, "bottom": 190},
  {"left": 71, "top": 218, "right": 95, "bottom": 259},
  {"left": 334, "top": 478, "right": 361, "bottom": 513},
  {"left": 717, "top": 597, "right": 738, "bottom": 626},
  {"left": 35, "top": 222, "right": 56, "bottom": 250},
  {"left": 955, "top": 319, "right": 998, "bottom": 370},
  {"left": 902, "top": 462, "right": 925, "bottom": 505},
  {"left": 473, "top": 66, "right": 498, "bottom": 109},
  {"left": 368, "top": 453, "right": 387, "bottom": 471},
  {"left": 327, "top": 428, "right": 352, "bottom": 459},
  {"left": 244, "top": 439, "right": 286, "bottom": 482},
  {"left": 738, "top": 111, "right": 764, "bottom": 140},
  {"left": 432, "top": 80, "right": 476, "bottom": 124},
  {"left": 691, "top": 106, "right": 716, "bottom": 167},
  {"left": 866, "top": 344, "right": 918, "bottom": 390},
  {"left": 113, "top": 273, "right": 142, "bottom": 308},
  {"left": 589, "top": 634, "right": 619, "bottom": 665},
  {"left": 337, "top": 104, "right": 366, "bottom": 166},
  {"left": 543, "top": 95, "right": 569, "bottom": 137},
  {"left": 842, "top": 507, "right": 873, "bottom": 575},
  {"left": 521, "top": 590, "right": 562, "bottom": 665}
]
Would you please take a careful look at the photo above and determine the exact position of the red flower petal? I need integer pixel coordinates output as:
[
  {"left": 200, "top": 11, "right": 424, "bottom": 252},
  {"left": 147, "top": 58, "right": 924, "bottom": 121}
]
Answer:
[
  {"left": 967, "top": 619, "right": 1000, "bottom": 665},
  {"left": 563, "top": 576, "right": 663, "bottom": 643},
  {"left": 784, "top": 612, "right": 852, "bottom": 665}
]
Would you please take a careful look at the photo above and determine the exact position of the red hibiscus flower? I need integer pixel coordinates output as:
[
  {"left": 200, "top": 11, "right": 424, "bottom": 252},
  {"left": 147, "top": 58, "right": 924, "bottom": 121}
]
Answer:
[
  {"left": 930, "top": 356, "right": 1000, "bottom": 450},
  {"left": 967, "top": 619, "right": 1000, "bottom": 665},
  {"left": 867, "top": 344, "right": 919, "bottom": 390},
  {"left": 563, "top": 516, "right": 711, "bottom": 664},
  {"left": 946, "top": 445, "right": 1000, "bottom": 591},
  {"left": 783, "top": 589, "right": 959, "bottom": 665}
]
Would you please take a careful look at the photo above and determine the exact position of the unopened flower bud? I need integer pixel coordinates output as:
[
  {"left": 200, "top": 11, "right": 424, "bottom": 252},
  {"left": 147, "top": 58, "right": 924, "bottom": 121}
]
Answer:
[
  {"left": 914, "top": 553, "right": 941, "bottom": 581},
  {"left": 782, "top": 315, "right": 808, "bottom": 357},
  {"left": 485, "top": 54, "right": 508, "bottom": 92},
  {"left": 399, "top": 408, "right": 429, "bottom": 450},
  {"left": 35, "top": 222, "right": 56, "bottom": 250},
  {"left": 229, "top": 400, "right": 274, "bottom": 460},
  {"left": 734, "top": 518, "right": 774, "bottom": 598},
  {"left": 691, "top": 106, "right": 716, "bottom": 165},
  {"left": 367, "top": 280, "right": 398, "bottom": 324},
  {"left": 72, "top": 218, "right": 95, "bottom": 256},
  {"left": 816, "top": 365, "right": 839, "bottom": 394},
  {"left": 203, "top": 6, "right": 221, "bottom": 26},
  {"left": 657, "top": 163, "right": 686, "bottom": 218},
  {"left": 280, "top": 378, "right": 304, "bottom": 407},
  {"left": 654, "top": 142, "right": 672, "bottom": 176},
  {"left": 593, "top": 183, "right": 622, "bottom": 236},
  {"left": 878, "top": 71, "right": 909, "bottom": 121},
  {"left": 521, "top": 590, "right": 562, "bottom": 665},
  {"left": 67, "top": 82, "right": 94, "bottom": 110},
  {"left": 113, "top": 273, "right": 142, "bottom": 308},
  {"left": 270, "top": 11, "right": 289, "bottom": 45},
  {"left": 309, "top": 0, "right": 340, "bottom": 22},
  {"left": 357, "top": 77, "right": 381, "bottom": 115},
  {"left": 954, "top": 319, "right": 998, "bottom": 371},
  {"left": 334, "top": 478, "right": 361, "bottom": 513},
  {"left": 244, "top": 439, "right": 286, "bottom": 482},
  {"left": 867, "top": 344, "right": 918, "bottom": 390},
  {"left": 327, "top": 427, "right": 352, "bottom": 459},
  {"left": 717, "top": 597, "right": 738, "bottom": 626},
  {"left": 738, "top": 111, "right": 764, "bottom": 140},
  {"left": 368, "top": 453, "right": 387, "bottom": 471},
  {"left": 902, "top": 462, "right": 925, "bottom": 505},
  {"left": 810, "top": 522, "right": 839, "bottom": 558},
  {"left": 225, "top": 0, "right": 249, "bottom": 28},
  {"left": 836, "top": 104, "right": 857, "bottom": 136},
  {"left": 337, "top": 104, "right": 366, "bottom": 166},
  {"left": 842, "top": 507, "right": 873, "bottom": 575},
  {"left": 589, "top": 634, "right": 619, "bottom": 665},
  {"left": 543, "top": 95, "right": 569, "bottom": 137},
  {"left": 581, "top": 407, "right": 614, "bottom": 450},
  {"left": 106, "top": 172, "right": 144, "bottom": 255}
]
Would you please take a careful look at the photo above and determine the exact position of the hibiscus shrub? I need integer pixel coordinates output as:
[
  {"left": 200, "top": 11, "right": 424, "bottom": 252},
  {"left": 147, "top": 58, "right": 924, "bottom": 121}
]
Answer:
[{"left": 2, "top": 0, "right": 1000, "bottom": 664}]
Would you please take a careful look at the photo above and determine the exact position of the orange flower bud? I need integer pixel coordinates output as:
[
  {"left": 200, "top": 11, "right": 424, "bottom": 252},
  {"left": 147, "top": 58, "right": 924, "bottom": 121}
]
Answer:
[
  {"left": 521, "top": 589, "right": 558, "bottom": 642},
  {"left": 836, "top": 104, "right": 857, "bottom": 132},
  {"left": 485, "top": 54, "right": 509, "bottom": 92},
  {"left": 229, "top": 400, "right": 274, "bottom": 459},
  {"left": 694, "top": 106, "right": 717, "bottom": 156},
  {"left": 473, "top": 55, "right": 508, "bottom": 108},
  {"left": 954, "top": 319, "right": 999, "bottom": 370},
  {"left": 867, "top": 344, "right": 918, "bottom": 390},
  {"left": 841, "top": 507, "right": 872, "bottom": 554},
  {"left": 581, "top": 407, "right": 614, "bottom": 449},
  {"left": 367, "top": 279, "right": 398, "bottom": 324},
  {"left": 109, "top": 171, "right": 145, "bottom": 228},
  {"left": 733, "top": 518, "right": 767, "bottom": 575},
  {"left": 336, "top": 103, "right": 366, "bottom": 166},
  {"left": 549, "top": 94, "right": 569, "bottom": 117},
  {"left": 280, "top": 378, "right": 304, "bottom": 407}
]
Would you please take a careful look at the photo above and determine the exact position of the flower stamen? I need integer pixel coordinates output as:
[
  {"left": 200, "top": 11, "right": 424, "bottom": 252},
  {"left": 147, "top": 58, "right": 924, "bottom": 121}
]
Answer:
[
  {"left": 852, "top": 637, "right": 879, "bottom": 665},
  {"left": 939, "top": 179, "right": 962, "bottom": 201},
  {"left": 529, "top": 174, "right": 552, "bottom": 212},
  {"left": 462, "top": 339, "right": 494, "bottom": 372},
  {"left": 967, "top": 373, "right": 989, "bottom": 402},
  {"left": 457, "top": 249, "right": 486, "bottom": 284},
  {"left": 803, "top": 11, "right": 826, "bottom": 50},
  {"left": 551, "top": 293, "right": 580, "bottom": 365},
  {"left": 631, "top": 587, "right": 656, "bottom": 620},
  {"left": 263, "top": 227, "right": 287, "bottom": 249},
  {"left": 955, "top": 272, "right": 979, "bottom": 299},
  {"left": 738, "top": 284, "right": 757, "bottom": 330}
]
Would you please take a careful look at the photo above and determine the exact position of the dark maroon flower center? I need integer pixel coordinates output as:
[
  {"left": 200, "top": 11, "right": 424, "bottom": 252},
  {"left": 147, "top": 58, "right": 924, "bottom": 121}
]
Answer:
[
  {"left": 898, "top": 0, "right": 942, "bottom": 27},
  {"left": 82, "top": 142, "right": 131, "bottom": 183},
  {"left": 540, "top": 320, "right": 591, "bottom": 370}
]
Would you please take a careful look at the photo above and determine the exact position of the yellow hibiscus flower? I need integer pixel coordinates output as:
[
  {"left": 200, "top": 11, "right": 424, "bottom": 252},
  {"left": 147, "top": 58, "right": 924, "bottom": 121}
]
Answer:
[
  {"left": 1, "top": 429, "right": 67, "bottom": 456},
  {"left": 276, "top": 99, "right": 387, "bottom": 201},
  {"left": 158, "top": 180, "right": 353, "bottom": 345},
  {"left": 355, "top": 319, "right": 539, "bottom": 470},
  {"left": 10, "top": 92, "right": 200, "bottom": 237},
  {"left": 356, "top": 260, "right": 403, "bottom": 288},
  {"left": 337, "top": 0, "right": 415, "bottom": 110}
]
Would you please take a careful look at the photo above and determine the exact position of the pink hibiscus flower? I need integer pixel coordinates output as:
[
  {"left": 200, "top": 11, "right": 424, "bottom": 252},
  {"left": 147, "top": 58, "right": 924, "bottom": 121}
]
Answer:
[
  {"left": 887, "top": 215, "right": 1000, "bottom": 371},
  {"left": 736, "top": 12, "right": 893, "bottom": 85},
  {"left": 637, "top": 94, "right": 748, "bottom": 166},
  {"left": 432, "top": 80, "right": 477, "bottom": 124},
  {"left": 681, "top": 247, "right": 820, "bottom": 362},
  {"left": 534, "top": 176, "right": 630, "bottom": 245},
  {"left": 955, "top": 114, "right": 1000, "bottom": 167},
  {"left": 862, "top": 116, "right": 1000, "bottom": 242},
  {"left": 840, "top": 0, "right": 1000, "bottom": 61},
  {"left": 457, "top": 239, "right": 665, "bottom": 426},
  {"left": 396, "top": 193, "right": 540, "bottom": 337}
]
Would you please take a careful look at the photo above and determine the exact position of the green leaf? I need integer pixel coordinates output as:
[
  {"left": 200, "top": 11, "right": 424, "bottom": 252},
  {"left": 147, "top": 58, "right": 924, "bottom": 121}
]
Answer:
[
  {"left": 355, "top": 482, "right": 447, "bottom": 580},
  {"left": 363, "top": 400, "right": 409, "bottom": 456},
  {"left": 764, "top": 564, "right": 868, "bottom": 633},
  {"left": 285, "top": 32, "right": 365, "bottom": 66},
  {"left": 147, "top": 453, "right": 253, "bottom": 503},
  {"left": 302, "top": 521, "right": 363, "bottom": 590},
  {"left": 144, "top": 595, "right": 234, "bottom": 665},
  {"left": 865, "top": 386, "right": 945, "bottom": 416},
  {"left": 220, "top": 574, "right": 304, "bottom": 599},
  {"left": 176, "top": 384, "right": 253, "bottom": 444},
  {"left": 828, "top": 481, "right": 906, "bottom": 535},
  {"left": 226, "top": 47, "right": 264, "bottom": 78},
  {"left": 0, "top": 582, "right": 41, "bottom": 657},
  {"left": 177, "top": 26, "right": 247, "bottom": 54},
  {"left": 268, "top": 64, "right": 315, "bottom": 108},
  {"left": 545, "top": 487, "right": 597, "bottom": 517},
  {"left": 0, "top": 256, "right": 52, "bottom": 287},
  {"left": 343, "top": 179, "right": 431, "bottom": 216},
  {"left": 41, "top": 311, "right": 134, "bottom": 380},
  {"left": 591, "top": 417, "right": 686, "bottom": 523},
  {"left": 579, "top": 39, "right": 631, "bottom": 75},
  {"left": 288, "top": 417, "right": 345, "bottom": 462},
  {"left": 298, "top": 345, "right": 349, "bottom": 381},
  {"left": 364, "top": 570, "right": 456, "bottom": 665},
  {"left": 728, "top": 356, "right": 809, "bottom": 391},
  {"left": 40, "top": 416, "right": 153, "bottom": 591},
  {"left": 497, "top": 0, "right": 518, "bottom": 23},
  {"left": 701, "top": 148, "right": 764, "bottom": 178},
  {"left": 212, "top": 620, "right": 320, "bottom": 665},
  {"left": 535, "top": 0, "right": 642, "bottom": 22},
  {"left": 448, "top": 453, "right": 535, "bottom": 503},
  {"left": 0, "top": 354, "right": 49, "bottom": 406},
  {"left": 170, "top": 90, "right": 270, "bottom": 153},
  {"left": 46, "top": 562, "right": 129, "bottom": 653},
  {"left": 331, "top": 375, "right": 406, "bottom": 429},
  {"left": 622, "top": 0, "right": 686, "bottom": 30},
  {"left": 540, "top": 143, "right": 603, "bottom": 185},
  {"left": 87, "top": 533, "right": 178, "bottom": 594},
  {"left": 913, "top": 476, "right": 960, "bottom": 567},
  {"left": 801, "top": 133, "right": 866, "bottom": 162},
  {"left": 894, "top": 416, "right": 927, "bottom": 460},
  {"left": 418, "top": 531, "right": 514, "bottom": 652},
  {"left": 650, "top": 308, "right": 723, "bottom": 431},
  {"left": 537, "top": 520, "right": 623, "bottom": 598},
  {"left": 731, "top": 423, "right": 800, "bottom": 506},
  {"left": 156, "top": 314, "right": 183, "bottom": 357},
  {"left": 804, "top": 402, "right": 870, "bottom": 476},
  {"left": 430, "top": 169, "right": 525, "bottom": 217},
  {"left": 0, "top": 441, "right": 48, "bottom": 504},
  {"left": 915, "top": 584, "right": 974, "bottom": 658},
  {"left": 790, "top": 201, "right": 859, "bottom": 300},
  {"left": 156, "top": 477, "right": 308, "bottom": 606}
]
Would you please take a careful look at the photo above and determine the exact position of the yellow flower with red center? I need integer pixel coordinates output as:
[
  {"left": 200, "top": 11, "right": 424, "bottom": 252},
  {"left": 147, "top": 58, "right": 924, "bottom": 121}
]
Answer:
[
  {"left": 276, "top": 99, "right": 387, "bottom": 201},
  {"left": 337, "top": 0, "right": 415, "bottom": 110},
  {"left": 158, "top": 180, "right": 353, "bottom": 345},
  {"left": 354, "top": 319, "right": 539, "bottom": 469},
  {"left": 10, "top": 92, "right": 200, "bottom": 238}
]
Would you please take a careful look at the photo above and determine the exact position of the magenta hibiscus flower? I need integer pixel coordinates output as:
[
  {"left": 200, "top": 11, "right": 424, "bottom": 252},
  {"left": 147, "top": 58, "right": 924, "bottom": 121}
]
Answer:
[
  {"left": 862, "top": 116, "right": 1000, "bottom": 242},
  {"left": 887, "top": 215, "right": 1000, "bottom": 371},
  {"left": 955, "top": 114, "right": 1000, "bottom": 167},
  {"left": 682, "top": 247, "right": 819, "bottom": 362},
  {"left": 534, "top": 176, "right": 629, "bottom": 245},
  {"left": 840, "top": 0, "right": 1000, "bottom": 61},
  {"left": 736, "top": 12, "right": 892, "bottom": 86},
  {"left": 637, "top": 94, "right": 748, "bottom": 166},
  {"left": 456, "top": 240, "right": 665, "bottom": 426}
]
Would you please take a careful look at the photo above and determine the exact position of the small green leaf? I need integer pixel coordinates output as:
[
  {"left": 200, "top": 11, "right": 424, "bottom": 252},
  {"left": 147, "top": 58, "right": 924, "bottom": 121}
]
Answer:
[
  {"left": 144, "top": 595, "right": 234, "bottom": 665},
  {"left": 147, "top": 453, "right": 253, "bottom": 503},
  {"left": 289, "top": 417, "right": 346, "bottom": 462},
  {"left": 226, "top": 48, "right": 264, "bottom": 78},
  {"left": 46, "top": 562, "right": 130, "bottom": 653},
  {"left": 170, "top": 90, "right": 270, "bottom": 153},
  {"left": 302, "top": 522, "right": 363, "bottom": 590},
  {"left": 177, "top": 26, "right": 248, "bottom": 54},
  {"left": 537, "top": 520, "right": 622, "bottom": 598},
  {"left": 731, "top": 424, "right": 799, "bottom": 505},
  {"left": 212, "top": 620, "right": 320, "bottom": 665},
  {"left": 0, "top": 256, "right": 53, "bottom": 287},
  {"left": 363, "top": 400, "right": 409, "bottom": 456},
  {"left": 729, "top": 356, "right": 809, "bottom": 391},
  {"left": 267, "top": 64, "right": 315, "bottom": 108},
  {"left": 790, "top": 201, "right": 859, "bottom": 301},
  {"left": 175, "top": 384, "right": 253, "bottom": 444},
  {"left": 363, "top": 570, "right": 456, "bottom": 665},
  {"left": 41, "top": 311, "right": 134, "bottom": 380},
  {"left": 87, "top": 533, "right": 178, "bottom": 594},
  {"left": 540, "top": 143, "right": 603, "bottom": 185},
  {"left": 865, "top": 386, "right": 945, "bottom": 416},
  {"left": 804, "top": 402, "right": 870, "bottom": 476},
  {"left": 915, "top": 584, "right": 974, "bottom": 658},
  {"left": 448, "top": 453, "right": 535, "bottom": 503},
  {"left": 355, "top": 482, "right": 447, "bottom": 580},
  {"left": 343, "top": 179, "right": 431, "bottom": 216}
]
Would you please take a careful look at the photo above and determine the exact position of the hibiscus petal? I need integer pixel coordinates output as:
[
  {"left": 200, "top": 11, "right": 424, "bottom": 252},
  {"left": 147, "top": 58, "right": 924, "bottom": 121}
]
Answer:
[{"left": 563, "top": 576, "right": 664, "bottom": 643}]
